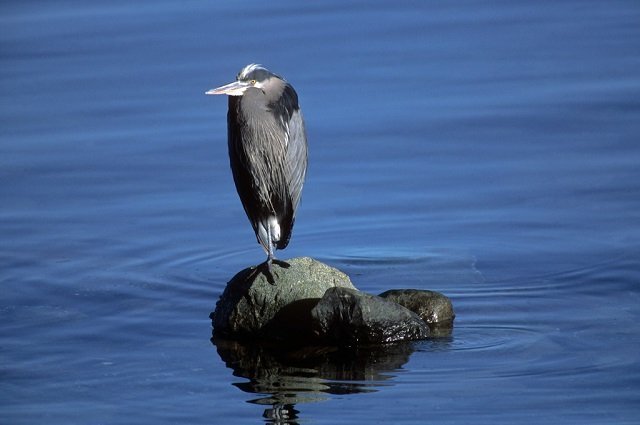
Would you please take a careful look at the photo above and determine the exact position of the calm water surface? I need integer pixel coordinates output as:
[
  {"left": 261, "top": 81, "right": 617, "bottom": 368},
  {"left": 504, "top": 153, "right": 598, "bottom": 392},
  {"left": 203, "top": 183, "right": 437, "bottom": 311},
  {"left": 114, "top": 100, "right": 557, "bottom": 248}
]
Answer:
[{"left": 2, "top": 1, "right": 640, "bottom": 424}]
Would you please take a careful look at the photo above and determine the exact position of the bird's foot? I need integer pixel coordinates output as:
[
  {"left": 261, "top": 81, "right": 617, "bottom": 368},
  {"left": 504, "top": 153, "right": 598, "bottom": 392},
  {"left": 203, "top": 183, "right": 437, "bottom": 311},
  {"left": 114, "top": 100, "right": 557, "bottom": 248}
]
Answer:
[
  {"left": 258, "top": 257, "right": 289, "bottom": 284},
  {"left": 259, "top": 258, "right": 276, "bottom": 284},
  {"left": 272, "top": 259, "right": 290, "bottom": 269}
]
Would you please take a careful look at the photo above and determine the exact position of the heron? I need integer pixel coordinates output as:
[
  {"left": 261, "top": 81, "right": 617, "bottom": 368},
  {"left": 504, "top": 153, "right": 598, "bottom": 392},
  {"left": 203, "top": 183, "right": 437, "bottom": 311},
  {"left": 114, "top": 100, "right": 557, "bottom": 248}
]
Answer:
[{"left": 206, "top": 64, "right": 308, "bottom": 272}]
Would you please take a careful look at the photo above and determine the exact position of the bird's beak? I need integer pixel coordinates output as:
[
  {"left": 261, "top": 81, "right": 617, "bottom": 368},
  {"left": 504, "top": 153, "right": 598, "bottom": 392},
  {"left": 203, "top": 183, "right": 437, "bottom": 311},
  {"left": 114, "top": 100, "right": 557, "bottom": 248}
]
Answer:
[{"left": 205, "top": 80, "right": 249, "bottom": 96}]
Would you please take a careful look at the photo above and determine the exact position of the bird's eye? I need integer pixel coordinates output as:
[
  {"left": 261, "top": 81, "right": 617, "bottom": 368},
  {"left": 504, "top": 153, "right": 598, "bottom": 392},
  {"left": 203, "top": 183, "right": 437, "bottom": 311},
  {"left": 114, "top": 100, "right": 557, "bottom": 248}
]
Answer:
[{"left": 250, "top": 79, "right": 257, "bottom": 85}]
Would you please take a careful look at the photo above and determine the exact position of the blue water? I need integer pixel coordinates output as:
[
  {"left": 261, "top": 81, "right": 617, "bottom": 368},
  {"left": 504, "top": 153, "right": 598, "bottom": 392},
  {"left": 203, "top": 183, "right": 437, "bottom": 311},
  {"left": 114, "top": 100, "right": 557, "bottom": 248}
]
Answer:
[{"left": 2, "top": 1, "right": 640, "bottom": 424}]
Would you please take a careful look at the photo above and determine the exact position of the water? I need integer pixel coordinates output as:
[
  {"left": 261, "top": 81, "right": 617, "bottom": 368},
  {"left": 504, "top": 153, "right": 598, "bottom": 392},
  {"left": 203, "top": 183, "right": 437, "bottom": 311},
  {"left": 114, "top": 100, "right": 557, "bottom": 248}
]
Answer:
[{"left": 2, "top": 1, "right": 639, "bottom": 423}]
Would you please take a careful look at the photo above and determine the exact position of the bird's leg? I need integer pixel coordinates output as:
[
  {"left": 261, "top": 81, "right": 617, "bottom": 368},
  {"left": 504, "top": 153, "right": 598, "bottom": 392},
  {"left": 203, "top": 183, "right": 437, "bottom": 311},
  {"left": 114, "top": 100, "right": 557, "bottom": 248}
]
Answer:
[
  {"left": 258, "top": 225, "right": 276, "bottom": 284},
  {"left": 259, "top": 224, "right": 289, "bottom": 283},
  {"left": 266, "top": 250, "right": 274, "bottom": 273},
  {"left": 266, "top": 225, "right": 275, "bottom": 271}
]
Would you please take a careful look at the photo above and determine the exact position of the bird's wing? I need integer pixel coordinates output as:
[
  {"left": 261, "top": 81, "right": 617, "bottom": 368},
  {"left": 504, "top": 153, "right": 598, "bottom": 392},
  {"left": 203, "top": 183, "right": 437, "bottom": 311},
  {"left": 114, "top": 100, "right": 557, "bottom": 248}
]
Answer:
[
  {"left": 227, "top": 105, "right": 261, "bottom": 237},
  {"left": 228, "top": 99, "right": 292, "bottom": 251},
  {"left": 285, "top": 109, "right": 308, "bottom": 211}
]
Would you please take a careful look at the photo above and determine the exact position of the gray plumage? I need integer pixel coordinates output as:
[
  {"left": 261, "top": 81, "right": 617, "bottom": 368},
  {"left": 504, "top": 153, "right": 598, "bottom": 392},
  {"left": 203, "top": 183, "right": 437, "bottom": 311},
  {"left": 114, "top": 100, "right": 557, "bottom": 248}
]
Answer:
[{"left": 206, "top": 64, "right": 308, "bottom": 267}]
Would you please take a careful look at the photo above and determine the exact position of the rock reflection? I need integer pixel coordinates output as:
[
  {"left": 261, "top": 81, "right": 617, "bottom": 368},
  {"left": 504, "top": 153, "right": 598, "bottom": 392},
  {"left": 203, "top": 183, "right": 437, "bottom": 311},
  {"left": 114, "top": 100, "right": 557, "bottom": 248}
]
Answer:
[{"left": 212, "top": 337, "right": 418, "bottom": 423}]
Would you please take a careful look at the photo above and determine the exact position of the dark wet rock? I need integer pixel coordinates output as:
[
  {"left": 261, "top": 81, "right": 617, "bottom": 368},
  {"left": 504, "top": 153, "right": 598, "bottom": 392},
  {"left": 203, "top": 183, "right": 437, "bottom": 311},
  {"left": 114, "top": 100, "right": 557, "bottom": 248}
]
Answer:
[
  {"left": 212, "top": 257, "right": 456, "bottom": 344},
  {"left": 211, "top": 257, "right": 356, "bottom": 341},
  {"left": 379, "top": 289, "right": 455, "bottom": 324},
  {"left": 310, "top": 287, "right": 430, "bottom": 345}
]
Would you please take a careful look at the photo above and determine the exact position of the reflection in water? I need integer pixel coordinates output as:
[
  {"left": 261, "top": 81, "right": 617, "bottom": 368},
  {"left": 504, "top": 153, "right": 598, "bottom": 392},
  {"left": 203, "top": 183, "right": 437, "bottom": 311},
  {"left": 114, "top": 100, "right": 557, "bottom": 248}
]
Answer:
[{"left": 212, "top": 337, "right": 424, "bottom": 423}]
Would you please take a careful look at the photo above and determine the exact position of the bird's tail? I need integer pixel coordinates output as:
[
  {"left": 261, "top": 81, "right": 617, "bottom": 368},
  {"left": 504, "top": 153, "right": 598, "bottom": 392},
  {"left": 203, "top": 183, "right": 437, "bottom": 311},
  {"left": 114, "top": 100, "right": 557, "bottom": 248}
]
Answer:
[{"left": 257, "top": 216, "right": 283, "bottom": 254}]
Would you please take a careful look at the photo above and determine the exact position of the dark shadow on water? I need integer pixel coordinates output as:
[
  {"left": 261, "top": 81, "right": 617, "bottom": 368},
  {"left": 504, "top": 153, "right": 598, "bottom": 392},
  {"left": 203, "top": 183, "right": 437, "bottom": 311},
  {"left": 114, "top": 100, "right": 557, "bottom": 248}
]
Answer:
[{"left": 212, "top": 337, "right": 431, "bottom": 424}]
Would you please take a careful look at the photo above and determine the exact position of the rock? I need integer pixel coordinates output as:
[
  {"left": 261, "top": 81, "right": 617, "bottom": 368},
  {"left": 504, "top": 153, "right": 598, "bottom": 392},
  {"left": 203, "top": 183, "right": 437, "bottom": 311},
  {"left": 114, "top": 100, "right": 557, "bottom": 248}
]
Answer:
[
  {"left": 212, "top": 257, "right": 356, "bottom": 341},
  {"left": 212, "top": 257, "right": 456, "bottom": 345},
  {"left": 310, "top": 287, "right": 430, "bottom": 345},
  {"left": 379, "top": 289, "right": 455, "bottom": 324}
]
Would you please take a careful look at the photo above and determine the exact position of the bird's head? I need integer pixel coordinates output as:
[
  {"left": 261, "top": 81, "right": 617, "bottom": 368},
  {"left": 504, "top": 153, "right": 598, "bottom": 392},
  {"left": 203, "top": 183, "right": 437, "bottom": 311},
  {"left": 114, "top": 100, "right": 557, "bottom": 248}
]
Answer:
[{"left": 205, "top": 64, "right": 280, "bottom": 97}]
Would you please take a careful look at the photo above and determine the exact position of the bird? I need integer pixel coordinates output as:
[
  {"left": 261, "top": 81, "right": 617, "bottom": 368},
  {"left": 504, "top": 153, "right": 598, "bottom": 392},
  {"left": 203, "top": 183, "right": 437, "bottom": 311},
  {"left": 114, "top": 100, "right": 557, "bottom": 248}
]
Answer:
[{"left": 206, "top": 64, "right": 308, "bottom": 272}]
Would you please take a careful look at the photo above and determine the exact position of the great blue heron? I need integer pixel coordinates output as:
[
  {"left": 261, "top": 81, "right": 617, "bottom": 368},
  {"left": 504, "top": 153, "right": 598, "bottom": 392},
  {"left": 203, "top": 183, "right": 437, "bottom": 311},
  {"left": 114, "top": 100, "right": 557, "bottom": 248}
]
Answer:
[{"left": 206, "top": 64, "right": 308, "bottom": 271}]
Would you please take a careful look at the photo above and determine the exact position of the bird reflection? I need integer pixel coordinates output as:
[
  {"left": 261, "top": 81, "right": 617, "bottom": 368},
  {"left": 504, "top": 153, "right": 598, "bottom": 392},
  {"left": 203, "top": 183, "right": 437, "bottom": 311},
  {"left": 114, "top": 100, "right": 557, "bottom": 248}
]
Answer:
[
  {"left": 263, "top": 404, "right": 300, "bottom": 424},
  {"left": 212, "top": 337, "right": 419, "bottom": 424}
]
